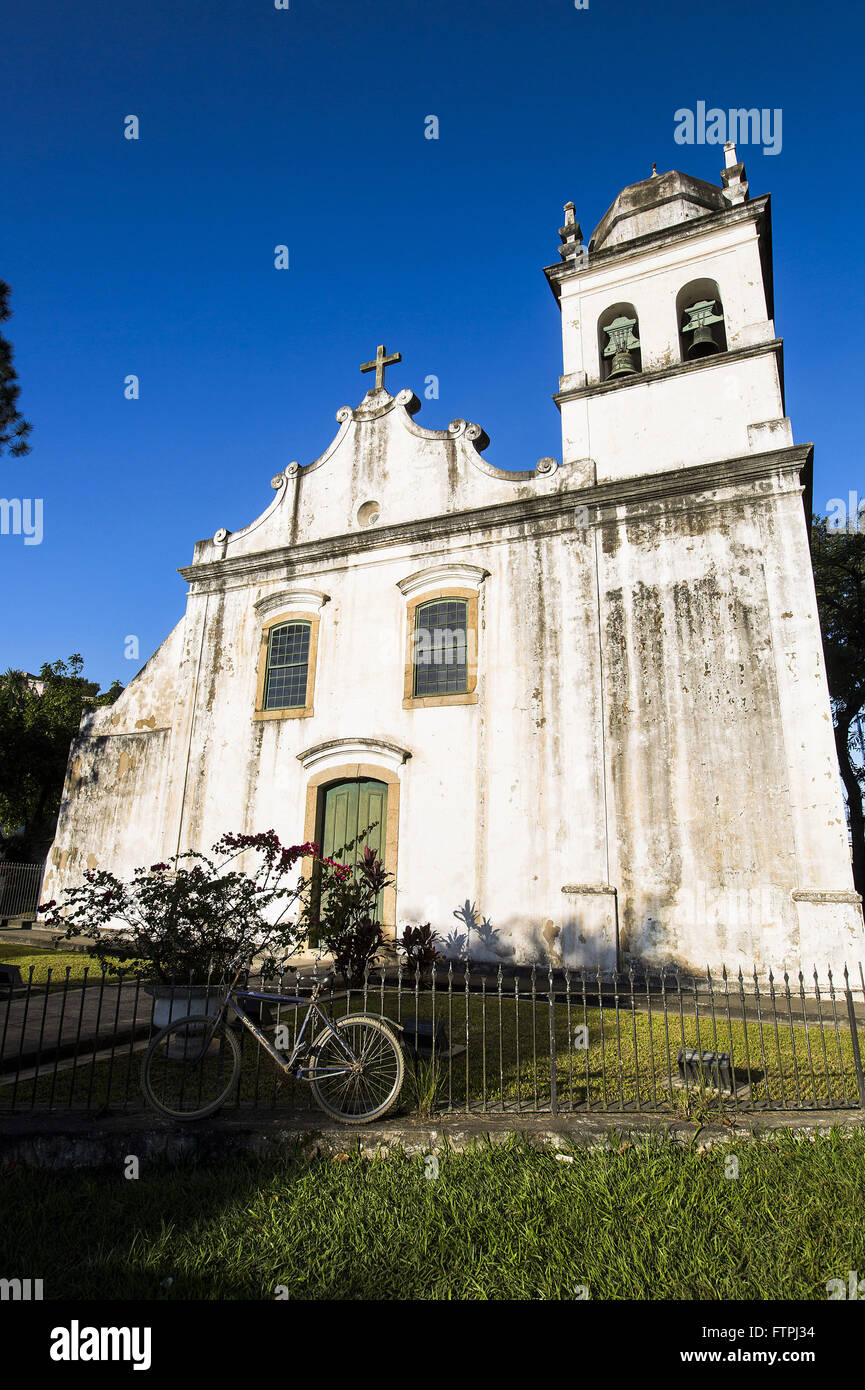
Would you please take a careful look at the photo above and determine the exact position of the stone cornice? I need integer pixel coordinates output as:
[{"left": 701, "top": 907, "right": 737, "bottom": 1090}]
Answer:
[
  {"left": 544, "top": 194, "right": 770, "bottom": 300},
  {"left": 177, "top": 443, "right": 813, "bottom": 592},
  {"left": 554, "top": 338, "right": 783, "bottom": 406}
]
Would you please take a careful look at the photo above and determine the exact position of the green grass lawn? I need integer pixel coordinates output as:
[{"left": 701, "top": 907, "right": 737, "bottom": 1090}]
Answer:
[
  {"left": 0, "top": 941, "right": 138, "bottom": 987},
  {"left": 1, "top": 1130, "right": 863, "bottom": 1299}
]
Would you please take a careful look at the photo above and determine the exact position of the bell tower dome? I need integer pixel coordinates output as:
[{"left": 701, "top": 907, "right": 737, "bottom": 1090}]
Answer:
[{"left": 544, "top": 145, "right": 790, "bottom": 487}]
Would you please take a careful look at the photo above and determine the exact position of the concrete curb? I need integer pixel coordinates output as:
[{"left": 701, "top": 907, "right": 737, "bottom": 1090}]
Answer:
[{"left": 1, "top": 1107, "right": 864, "bottom": 1168}]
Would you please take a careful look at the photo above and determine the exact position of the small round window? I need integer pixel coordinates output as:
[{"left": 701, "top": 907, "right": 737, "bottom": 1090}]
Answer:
[{"left": 357, "top": 501, "right": 381, "bottom": 527}]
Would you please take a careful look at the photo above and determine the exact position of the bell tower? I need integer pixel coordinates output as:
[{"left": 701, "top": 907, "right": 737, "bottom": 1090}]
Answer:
[{"left": 544, "top": 145, "right": 791, "bottom": 488}]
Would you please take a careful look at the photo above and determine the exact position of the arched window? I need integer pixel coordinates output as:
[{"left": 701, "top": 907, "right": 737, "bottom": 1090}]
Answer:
[
  {"left": 397, "top": 564, "right": 486, "bottom": 709},
  {"left": 263, "top": 621, "right": 311, "bottom": 709},
  {"left": 412, "top": 596, "right": 469, "bottom": 697},
  {"left": 597, "top": 302, "right": 642, "bottom": 382},
  {"left": 254, "top": 610, "right": 321, "bottom": 720},
  {"left": 676, "top": 278, "right": 727, "bottom": 361}
]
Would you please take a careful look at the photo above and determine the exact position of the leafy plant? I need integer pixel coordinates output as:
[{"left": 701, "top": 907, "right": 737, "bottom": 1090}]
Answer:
[
  {"left": 39, "top": 830, "right": 318, "bottom": 983},
  {"left": 674, "top": 1078, "right": 728, "bottom": 1124},
  {"left": 302, "top": 842, "right": 391, "bottom": 987},
  {"left": 400, "top": 922, "right": 443, "bottom": 980}
]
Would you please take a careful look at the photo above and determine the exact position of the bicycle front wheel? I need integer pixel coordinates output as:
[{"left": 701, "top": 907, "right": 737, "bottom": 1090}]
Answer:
[
  {"left": 309, "top": 1014, "right": 405, "bottom": 1124},
  {"left": 141, "top": 1014, "right": 241, "bottom": 1120}
]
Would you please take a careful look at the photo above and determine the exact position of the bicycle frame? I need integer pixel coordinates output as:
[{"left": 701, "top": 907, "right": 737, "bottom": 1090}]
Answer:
[{"left": 189, "top": 970, "right": 364, "bottom": 1083}]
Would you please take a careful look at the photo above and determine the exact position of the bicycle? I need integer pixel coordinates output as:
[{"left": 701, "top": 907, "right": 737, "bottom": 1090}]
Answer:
[{"left": 140, "top": 963, "right": 405, "bottom": 1124}]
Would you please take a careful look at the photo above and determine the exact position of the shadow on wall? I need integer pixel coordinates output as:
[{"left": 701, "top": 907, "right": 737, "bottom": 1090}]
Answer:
[
  {"left": 437, "top": 900, "right": 618, "bottom": 971},
  {"left": 612, "top": 889, "right": 787, "bottom": 978},
  {"left": 509, "top": 917, "right": 619, "bottom": 972},
  {"left": 426, "top": 891, "right": 864, "bottom": 979},
  {"left": 439, "top": 900, "right": 515, "bottom": 965}
]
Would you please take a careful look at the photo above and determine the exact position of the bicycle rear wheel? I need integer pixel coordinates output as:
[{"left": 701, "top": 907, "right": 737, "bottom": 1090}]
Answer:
[
  {"left": 309, "top": 1014, "right": 405, "bottom": 1124},
  {"left": 141, "top": 1014, "right": 241, "bottom": 1120}
]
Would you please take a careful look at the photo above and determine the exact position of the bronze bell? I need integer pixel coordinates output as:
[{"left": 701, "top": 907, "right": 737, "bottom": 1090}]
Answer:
[
  {"left": 603, "top": 315, "right": 641, "bottom": 378},
  {"left": 682, "top": 299, "right": 725, "bottom": 358}
]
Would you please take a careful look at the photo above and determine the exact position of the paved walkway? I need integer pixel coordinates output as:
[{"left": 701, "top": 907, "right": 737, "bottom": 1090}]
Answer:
[{"left": 0, "top": 980, "right": 152, "bottom": 1072}]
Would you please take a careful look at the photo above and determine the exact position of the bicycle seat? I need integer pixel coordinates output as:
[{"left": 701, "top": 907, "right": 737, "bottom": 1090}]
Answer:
[{"left": 294, "top": 971, "right": 335, "bottom": 990}]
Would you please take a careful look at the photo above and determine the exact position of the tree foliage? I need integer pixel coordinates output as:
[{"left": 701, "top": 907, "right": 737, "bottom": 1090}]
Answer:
[
  {"left": 0, "top": 280, "right": 32, "bottom": 457},
  {"left": 0, "top": 655, "right": 123, "bottom": 861},
  {"left": 811, "top": 516, "right": 865, "bottom": 896}
]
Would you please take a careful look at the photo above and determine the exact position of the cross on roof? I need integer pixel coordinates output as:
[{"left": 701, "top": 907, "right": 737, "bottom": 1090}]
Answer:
[{"left": 360, "top": 343, "right": 401, "bottom": 392}]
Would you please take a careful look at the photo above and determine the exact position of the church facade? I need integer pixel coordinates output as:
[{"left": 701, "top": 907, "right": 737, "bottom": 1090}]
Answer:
[{"left": 43, "top": 146, "right": 864, "bottom": 973}]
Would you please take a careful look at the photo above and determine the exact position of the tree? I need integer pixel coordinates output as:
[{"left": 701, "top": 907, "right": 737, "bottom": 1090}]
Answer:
[
  {"left": 811, "top": 515, "right": 865, "bottom": 896},
  {"left": 0, "top": 280, "right": 32, "bottom": 457},
  {"left": 0, "top": 656, "right": 123, "bottom": 862}
]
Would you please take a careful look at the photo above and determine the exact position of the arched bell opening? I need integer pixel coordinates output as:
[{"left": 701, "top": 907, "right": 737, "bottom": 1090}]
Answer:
[
  {"left": 597, "top": 302, "right": 642, "bottom": 382},
  {"left": 676, "top": 278, "right": 728, "bottom": 362}
]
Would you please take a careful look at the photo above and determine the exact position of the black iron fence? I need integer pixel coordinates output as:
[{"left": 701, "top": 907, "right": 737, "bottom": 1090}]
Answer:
[
  {"left": 1, "top": 958, "right": 864, "bottom": 1116},
  {"left": 0, "top": 862, "right": 45, "bottom": 921}
]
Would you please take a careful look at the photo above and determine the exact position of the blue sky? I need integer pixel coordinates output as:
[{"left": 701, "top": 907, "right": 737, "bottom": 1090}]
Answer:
[{"left": 2, "top": 0, "right": 863, "bottom": 689}]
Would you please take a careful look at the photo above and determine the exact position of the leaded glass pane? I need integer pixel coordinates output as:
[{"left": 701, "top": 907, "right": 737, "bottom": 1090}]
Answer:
[
  {"left": 263, "top": 622, "right": 310, "bottom": 710},
  {"left": 413, "top": 598, "right": 468, "bottom": 697}
]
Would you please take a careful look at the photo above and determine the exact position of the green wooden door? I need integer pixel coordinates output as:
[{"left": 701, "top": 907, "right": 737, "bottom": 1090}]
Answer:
[{"left": 317, "top": 778, "right": 388, "bottom": 931}]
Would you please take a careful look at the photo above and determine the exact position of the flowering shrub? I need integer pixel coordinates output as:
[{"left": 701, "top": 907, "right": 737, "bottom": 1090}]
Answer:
[{"left": 40, "top": 831, "right": 319, "bottom": 983}]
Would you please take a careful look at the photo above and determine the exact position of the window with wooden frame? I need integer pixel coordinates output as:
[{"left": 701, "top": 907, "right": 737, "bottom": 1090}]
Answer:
[
  {"left": 253, "top": 611, "right": 320, "bottom": 720},
  {"left": 402, "top": 587, "right": 479, "bottom": 709}
]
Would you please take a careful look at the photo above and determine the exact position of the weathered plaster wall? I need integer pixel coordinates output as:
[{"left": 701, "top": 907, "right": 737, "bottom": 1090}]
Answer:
[
  {"left": 46, "top": 729, "right": 172, "bottom": 896},
  {"left": 152, "top": 517, "right": 614, "bottom": 967},
  {"left": 599, "top": 481, "right": 861, "bottom": 970},
  {"left": 42, "top": 619, "right": 188, "bottom": 903}
]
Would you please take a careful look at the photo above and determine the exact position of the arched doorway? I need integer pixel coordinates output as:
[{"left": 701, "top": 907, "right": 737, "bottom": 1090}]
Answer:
[
  {"left": 308, "top": 776, "right": 393, "bottom": 943},
  {"left": 299, "top": 747, "right": 407, "bottom": 941}
]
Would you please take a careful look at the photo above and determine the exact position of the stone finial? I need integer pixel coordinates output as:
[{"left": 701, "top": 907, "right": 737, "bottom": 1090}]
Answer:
[
  {"left": 721, "top": 141, "right": 749, "bottom": 204},
  {"left": 651, "top": 162, "right": 658, "bottom": 177},
  {"left": 559, "top": 202, "right": 585, "bottom": 266}
]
